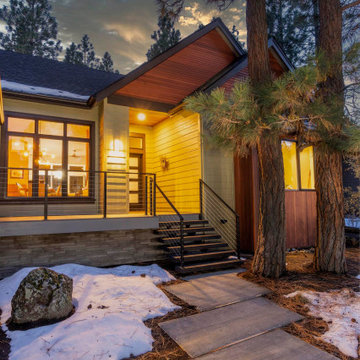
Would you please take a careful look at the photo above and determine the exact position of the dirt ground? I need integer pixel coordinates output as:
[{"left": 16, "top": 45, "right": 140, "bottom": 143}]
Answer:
[{"left": 0, "top": 249, "right": 359, "bottom": 360}]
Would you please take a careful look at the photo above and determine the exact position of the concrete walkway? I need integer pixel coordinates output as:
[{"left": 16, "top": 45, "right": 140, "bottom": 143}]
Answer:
[{"left": 160, "top": 272, "right": 338, "bottom": 359}]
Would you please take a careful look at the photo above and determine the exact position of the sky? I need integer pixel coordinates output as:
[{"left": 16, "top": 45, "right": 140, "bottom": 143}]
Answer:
[{"left": 0, "top": 0, "right": 247, "bottom": 74}]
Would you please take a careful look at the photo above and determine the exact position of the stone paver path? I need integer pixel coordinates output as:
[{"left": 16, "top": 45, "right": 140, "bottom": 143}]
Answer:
[
  {"left": 160, "top": 297, "right": 303, "bottom": 358},
  {"left": 196, "top": 329, "right": 338, "bottom": 360},
  {"left": 165, "top": 272, "right": 270, "bottom": 311},
  {"left": 160, "top": 272, "right": 339, "bottom": 359}
]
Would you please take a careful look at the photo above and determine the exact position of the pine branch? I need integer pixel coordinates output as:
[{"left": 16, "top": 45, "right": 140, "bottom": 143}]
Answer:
[{"left": 342, "top": 0, "right": 360, "bottom": 11}]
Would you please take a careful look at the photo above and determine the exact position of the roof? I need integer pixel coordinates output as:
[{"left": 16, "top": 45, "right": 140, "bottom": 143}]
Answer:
[
  {"left": 96, "top": 18, "right": 245, "bottom": 110},
  {"left": 0, "top": 50, "right": 123, "bottom": 105}
]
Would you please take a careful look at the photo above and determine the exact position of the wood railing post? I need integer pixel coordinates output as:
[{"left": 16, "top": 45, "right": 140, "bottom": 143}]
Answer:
[
  {"left": 145, "top": 175, "right": 148, "bottom": 215},
  {"left": 236, "top": 214, "right": 241, "bottom": 259},
  {"left": 180, "top": 219, "right": 184, "bottom": 267},
  {"left": 153, "top": 174, "right": 157, "bottom": 217}
]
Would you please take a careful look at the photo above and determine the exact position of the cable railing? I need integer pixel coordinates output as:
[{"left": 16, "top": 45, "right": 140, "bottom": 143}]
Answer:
[
  {"left": 0, "top": 167, "right": 156, "bottom": 220},
  {"left": 155, "top": 183, "right": 185, "bottom": 266},
  {"left": 199, "top": 179, "right": 241, "bottom": 258}
]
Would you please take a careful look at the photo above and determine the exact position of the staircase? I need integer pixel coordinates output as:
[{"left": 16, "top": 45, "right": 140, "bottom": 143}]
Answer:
[
  {"left": 157, "top": 218, "right": 242, "bottom": 273},
  {"left": 155, "top": 181, "right": 243, "bottom": 274}
]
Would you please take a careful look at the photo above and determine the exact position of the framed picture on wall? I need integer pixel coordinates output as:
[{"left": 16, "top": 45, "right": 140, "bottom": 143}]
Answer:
[{"left": 10, "top": 169, "right": 24, "bottom": 179}]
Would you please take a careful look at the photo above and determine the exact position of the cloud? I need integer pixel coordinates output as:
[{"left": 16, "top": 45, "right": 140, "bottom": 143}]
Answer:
[{"left": 0, "top": 0, "right": 247, "bottom": 73}]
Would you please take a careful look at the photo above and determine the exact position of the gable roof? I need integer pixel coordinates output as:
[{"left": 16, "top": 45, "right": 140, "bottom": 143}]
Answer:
[
  {"left": 0, "top": 50, "right": 123, "bottom": 105},
  {"left": 96, "top": 18, "right": 245, "bottom": 110}
]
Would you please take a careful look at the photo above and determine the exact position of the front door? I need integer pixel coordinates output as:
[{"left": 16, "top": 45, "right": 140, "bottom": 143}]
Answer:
[{"left": 129, "top": 133, "right": 145, "bottom": 211}]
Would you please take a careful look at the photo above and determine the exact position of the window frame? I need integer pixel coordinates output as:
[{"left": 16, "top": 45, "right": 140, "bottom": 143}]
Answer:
[
  {"left": 0, "top": 112, "right": 95, "bottom": 203},
  {"left": 281, "top": 139, "right": 315, "bottom": 192}
]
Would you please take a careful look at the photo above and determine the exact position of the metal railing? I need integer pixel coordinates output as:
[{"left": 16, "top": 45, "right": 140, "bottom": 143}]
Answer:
[
  {"left": 0, "top": 167, "right": 156, "bottom": 220},
  {"left": 200, "top": 179, "right": 241, "bottom": 258},
  {"left": 156, "top": 183, "right": 185, "bottom": 266}
]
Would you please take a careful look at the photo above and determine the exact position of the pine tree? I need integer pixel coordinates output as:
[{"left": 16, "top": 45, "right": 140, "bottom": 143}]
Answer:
[
  {"left": 78, "top": 34, "right": 98, "bottom": 68},
  {"left": 0, "top": 0, "right": 62, "bottom": 59},
  {"left": 98, "top": 52, "right": 115, "bottom": 72},
  {"left": 64, "top": 42, "right": 83, "bottom": 65},
  {"left": 146, "top": 14, "right": 181, "bottom": 61}
]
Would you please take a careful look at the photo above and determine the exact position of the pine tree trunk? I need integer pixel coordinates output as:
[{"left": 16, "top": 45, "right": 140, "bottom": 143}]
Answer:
[
  {"left": 314, "top": 150, "right": 346, "bottom": 272},
  {"left": 252, "top": 136, "right": 286, "bottom": 277},
  {"left": 314, "top": 0, "right": 346, "bottom": 273},
  {"left": 246, "top": 0, "right": 286, "bottom": 278}
]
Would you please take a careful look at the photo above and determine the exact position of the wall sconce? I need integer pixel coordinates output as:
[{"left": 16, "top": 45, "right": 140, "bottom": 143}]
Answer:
[
  {"left": 160, "top": 156, "right": 169, "bottom": 170},
  {"left": 107, "top": 138, "right": 126, "bottom": 165}
]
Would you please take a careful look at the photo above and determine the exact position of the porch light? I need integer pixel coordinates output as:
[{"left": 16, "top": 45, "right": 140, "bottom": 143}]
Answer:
[{"left": 137, "top": 113, "right": 146, "bottom": 121}]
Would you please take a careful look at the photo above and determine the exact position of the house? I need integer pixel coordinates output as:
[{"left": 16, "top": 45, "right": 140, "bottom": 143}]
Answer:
[{"left": 0, "top": 18, "right": 317, "bottom": 277}]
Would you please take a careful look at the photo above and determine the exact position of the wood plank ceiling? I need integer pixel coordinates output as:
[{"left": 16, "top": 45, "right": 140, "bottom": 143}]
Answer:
[{"left": 115, "top": 29, "right": 237, "bottom": 106}]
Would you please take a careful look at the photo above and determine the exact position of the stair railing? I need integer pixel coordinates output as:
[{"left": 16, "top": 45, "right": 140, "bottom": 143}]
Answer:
[
  {"left": 156, "top": 183, "right": 185, "bottom": 266},
  {"left": 199, "top": 179, "right": 241, "bottom": 259}
]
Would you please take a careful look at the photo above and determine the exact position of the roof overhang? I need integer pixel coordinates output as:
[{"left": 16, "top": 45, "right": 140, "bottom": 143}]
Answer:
[{"left": 95, "top": 18, "right": 245, "bottom": 111}]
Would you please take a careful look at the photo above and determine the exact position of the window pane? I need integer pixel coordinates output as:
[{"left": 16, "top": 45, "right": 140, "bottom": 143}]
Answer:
[
  {"left": 7, "top": 136, "right": 33, "bottom": 197},
  {"left": 129, "top": 137, "right": 143, "bottom": 149},
  {"left": 39, "top": 139, "right": 63, "bottom": 197},
  {"left": 67, "top": 124, "right": 90, "bottom": 139},
  {"left": 300, "top": 146, "right": 315, "bottom": 189},
  {"left": 68, "top": 141, "right": 89, "bottom": 196},
  {"left": 282, "top": 141, "right": 298, "bottom": 190},
  {"left": 39, "top": 120, "right": 63, "bottom": 136},
  {"left": 8, "top": 117, "right": 35, "bottom": 133}
]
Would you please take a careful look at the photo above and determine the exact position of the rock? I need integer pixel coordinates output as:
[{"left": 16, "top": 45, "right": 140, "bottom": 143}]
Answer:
[{"left": 11, "top": 268, "right": 73, "bottom": 325}]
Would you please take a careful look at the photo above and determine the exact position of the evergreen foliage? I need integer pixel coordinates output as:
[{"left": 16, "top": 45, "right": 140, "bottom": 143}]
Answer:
[
  {"left": 64, "top": 35, "right": 118, "bottom": 73},
  {"left": 0, "top": 0, "right": 62, "bottom": 59},
  {"left": 186, "top": 50, "right": 360, "bottom": 157},
  {"left": 146, "top": 14, "right": 181, "bottom": 61}
]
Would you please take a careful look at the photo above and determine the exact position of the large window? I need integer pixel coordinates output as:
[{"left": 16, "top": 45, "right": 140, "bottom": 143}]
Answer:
[
  {"left": 4, "top": 115, "right": 92, "bottom": 198},
  {"left": 281, "top": 140, "right": 315, "bottom": 190}
]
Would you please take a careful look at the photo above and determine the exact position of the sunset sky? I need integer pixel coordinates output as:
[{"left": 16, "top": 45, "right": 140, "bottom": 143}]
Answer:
[{"left": 0, "top": 0, "right": 247, "bottom": 73}]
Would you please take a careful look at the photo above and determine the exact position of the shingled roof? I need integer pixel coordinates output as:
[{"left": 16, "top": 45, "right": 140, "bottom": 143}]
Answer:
[{"left": 0, "top": 49, "right": 123, "bottom": 105}]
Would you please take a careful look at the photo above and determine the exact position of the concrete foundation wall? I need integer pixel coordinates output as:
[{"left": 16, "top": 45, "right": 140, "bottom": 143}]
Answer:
[{"left": 0, "top": 228, "right": 165, "bottom": 279}]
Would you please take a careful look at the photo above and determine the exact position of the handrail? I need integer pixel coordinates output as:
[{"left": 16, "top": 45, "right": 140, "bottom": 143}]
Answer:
[
  {"left": 156, "top": 184, "right": 184, "bottom": 221},
  {"left": 200, "top": 179, "right": 241, "bottom": 258},
  {"left": 156, "top": 183, "right": 185, "bottom": 266},
  {"left": 200, "top": 179, "right": 238, "bottom": 216}
]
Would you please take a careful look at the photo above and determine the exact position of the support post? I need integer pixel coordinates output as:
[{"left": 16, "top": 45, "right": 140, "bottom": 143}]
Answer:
[
  {"left": 199, "top": 179, "right": 203, "bottom": 220},
  {"left": 236, "top": 214, "right": 241, "bottom": 259},
  {"left": 145, "top": 175, "right": 148, "bottom": 215},
  {"left": 180, "top": 218, "right": 184, "bottom": 267},
  {"left": 44, "top": 169, "right": 48, "bottom": 220},
  {"left": 153, "top": 174, "right": 157, "bottom": 217},
  {"left": 103, "top": 172, "right": 107, "bottom": 218}
]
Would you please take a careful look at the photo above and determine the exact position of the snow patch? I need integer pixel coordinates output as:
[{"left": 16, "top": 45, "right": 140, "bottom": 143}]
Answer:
[
  {"left": 2, "top": 80, "right": 89, "bottom": 101},
  {"left": 0, "top": 263, "right": 178, "bottom": 360},
  {"left": 356, "top": 274, "right": 360, "bottom": 280},
  {"left": 345, "top": 217, "right": 360, "bottom": 229},
  {"left": 286, "top": 289, "right": 360, "bottom": 358}
]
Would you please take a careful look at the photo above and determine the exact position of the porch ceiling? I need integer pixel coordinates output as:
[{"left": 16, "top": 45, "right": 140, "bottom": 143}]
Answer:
[{"left": 129, "top": 108, "right": 168, "bottom": 126}]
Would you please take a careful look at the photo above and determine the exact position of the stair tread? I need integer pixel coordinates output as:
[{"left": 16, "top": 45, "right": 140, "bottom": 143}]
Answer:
[
  {"left": 177, "top": 259, "right": 242, "bottom": 272},
  {"left": 159, "top": 220, "right": 208, "bottom": 226},
  {"left": 167, "top": 242, "right": 228, "bottom": 250},
  {"left": 161, "top": 234, "right": 221, "bottom": 242},
  {"left": 157, "top": 227, "right": 215, "bottom": 233},
  {"left": 172, "top": 250, "right": 235, "bottom": 260}
]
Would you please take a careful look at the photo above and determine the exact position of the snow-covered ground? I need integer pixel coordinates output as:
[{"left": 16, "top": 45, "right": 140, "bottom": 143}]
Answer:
[
  {"left": 286, "top": 289, "right": 360, "bottom": 358},
  {"left": 0, "top": 264, "right": 179, "bottom": 360}
]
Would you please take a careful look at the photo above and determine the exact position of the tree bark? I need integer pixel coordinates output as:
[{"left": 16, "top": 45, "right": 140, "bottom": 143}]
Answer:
[
  {"left": 246, "top": 0, "right": 271, "bottom": 84},
  {"left": 247, "top": 0, "right": 286, "bottom": 278},
  {"left": 252, "top": 136, "right": 286, "bottom": 277},
  {"left": 314, "top": 0, "right": 346, "bottom": 273}
]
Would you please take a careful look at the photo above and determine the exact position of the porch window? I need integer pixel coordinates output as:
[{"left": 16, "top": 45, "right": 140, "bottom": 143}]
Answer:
[
  {"left": 281, "top": 140, "right": 315, "bottom": 190},
  {"left": 4, "top": 115, "right": 92, "bottom": 199}
]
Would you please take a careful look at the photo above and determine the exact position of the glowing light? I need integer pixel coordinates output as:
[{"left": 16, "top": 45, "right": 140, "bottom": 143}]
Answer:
[
  {"left": 137, "top": 113, "right": 146, "bottom": 121},
  {"left": 23, "top": 151, "right": 29, "bottom": 157},
  {"left": 51, "top": 154, "right": 55, "bottom": 159},
  {"left": 114, "top": 139, "right": 124, "bottom": 151}
]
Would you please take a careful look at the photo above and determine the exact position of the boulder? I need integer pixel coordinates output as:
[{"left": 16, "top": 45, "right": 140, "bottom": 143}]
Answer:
[{"left": 11, "top": 267, "right": 73, "bottom": 325}]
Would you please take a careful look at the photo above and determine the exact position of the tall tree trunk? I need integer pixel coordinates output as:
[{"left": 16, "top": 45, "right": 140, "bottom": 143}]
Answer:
[
  {"left": 247, "top": 0, "right": 286, "bottom": 278},
  {"left": 314, "top": 0, "right": 346, "bottom": 273},
  {"left": 252, "top": 136, "right": 286, "bottom": 277}
]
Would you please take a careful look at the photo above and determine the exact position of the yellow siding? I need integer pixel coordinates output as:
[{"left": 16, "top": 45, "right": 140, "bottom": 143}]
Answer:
[
  {"left": 129, "top": 111, "right": 201, "bottom": 214},
  {"left": 152, "top": 111, "right": 201, "bottom": 214}
]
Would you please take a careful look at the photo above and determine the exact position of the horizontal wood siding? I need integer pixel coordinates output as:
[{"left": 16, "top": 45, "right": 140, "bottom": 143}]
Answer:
[
  {"left": 152, "top": 112, "right": 201, "bottom": 214},
  {"left": 285, "top": 191, "right": 316, "bottom": 249}
]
